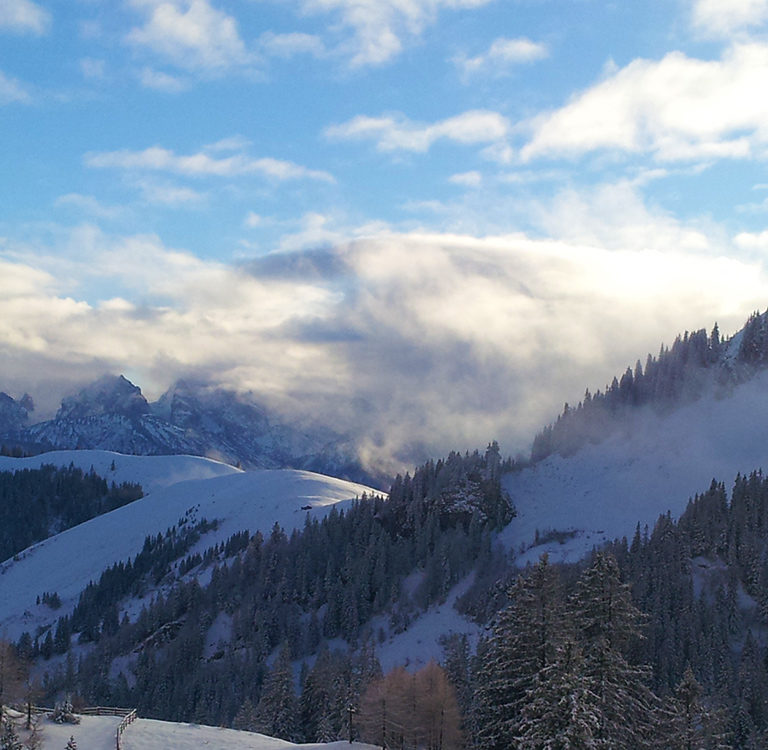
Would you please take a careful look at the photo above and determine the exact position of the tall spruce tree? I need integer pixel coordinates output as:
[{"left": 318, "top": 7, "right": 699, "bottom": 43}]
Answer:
[
  {"left": 254, "top": 643, "right": 298, "bottom": 742},
  {"left": 474, "top": 555, "right": 564, "bottom": 749},
  {"left": 569, "top": 552, "right": 660, "bottom": 748},
  {"left": 668, "top": 666, "right": 732, "bottom": 750},
  {"left": 513, "top": 639, "right": 600, "bottom": 749}
]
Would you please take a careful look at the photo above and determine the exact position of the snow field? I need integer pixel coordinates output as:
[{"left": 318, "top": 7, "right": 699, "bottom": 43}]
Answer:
[
  {"left": 122, "top": 718, "right": 379, "bottom": 750},
  {"left": 501, "top": 370, "right": 768, "bottom": 565},
  {"left": 0, "top": 450, "right": 240, "bottom": 495},
  {"left": 0, "top": 451, "right": 379, "bottom": 640},
  {"left": 6, "top": 710, "right": 379, "bottom": 750}
]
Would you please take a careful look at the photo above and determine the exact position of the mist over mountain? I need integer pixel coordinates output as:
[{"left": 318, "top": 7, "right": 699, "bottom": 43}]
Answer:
[{"left": 0, "top": 375, "right": 377, "bottom": 486}]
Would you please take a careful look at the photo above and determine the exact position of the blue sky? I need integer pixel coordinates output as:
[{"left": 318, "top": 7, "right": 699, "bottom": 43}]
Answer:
[{"left": 3, "top": 0, "right": 768, "bottom": 468}]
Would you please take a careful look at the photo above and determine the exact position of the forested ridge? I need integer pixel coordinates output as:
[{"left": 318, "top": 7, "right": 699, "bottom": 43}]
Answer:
[
  {"left": 455, "top": 471, "right": 768, "bottom": 748},
  {"left": 0, "top": 464, "right": 142, "bottom": 563},
  {"left": 532, "top": 310, "right": 768, "bottom": 462},
  {"left": 13, "top": 450, "right": 768, "bottom": 747},
  {"left": 14, "top": 445, "right": 512, "bottom": 742}
]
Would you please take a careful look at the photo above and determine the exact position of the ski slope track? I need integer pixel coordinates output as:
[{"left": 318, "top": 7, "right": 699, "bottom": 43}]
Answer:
[
  {"left": 0, "top": 450, "right": 378, "bottom": 640},
  {"left": 501, "top": 369, "right": 768, "bottom": 566}
]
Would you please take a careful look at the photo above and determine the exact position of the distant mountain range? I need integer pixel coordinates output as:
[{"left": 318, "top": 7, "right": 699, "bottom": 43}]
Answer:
[{"left": 0, "top": 375, "right": 380, "bottom": 486}]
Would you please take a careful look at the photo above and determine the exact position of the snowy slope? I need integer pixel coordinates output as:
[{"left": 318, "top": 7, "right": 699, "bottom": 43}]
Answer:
[
  {"left": 0, "top": 449, "right": 240, "bottom": 493},
  {"left": 0, "top": 452, "right": 378, "bottom": 640},
  {"left": 501, "top": 369, "right": 768, "bottom": 565},
  {"left": 122, "top": 719, "right": 378, "bottom": 750},
  {"left": 375, "top": 574, "right": 480, "bottom": 673},
  {"left": 10, "top": 711, "right": 377, "bottom": 750}
]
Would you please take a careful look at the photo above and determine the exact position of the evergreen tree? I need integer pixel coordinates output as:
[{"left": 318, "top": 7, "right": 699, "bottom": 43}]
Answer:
[
  {"left": 668, "top": 666, "right": 731, "bottom": 750},
  {"left": 513, "top": 640, "right": 600, "bottom": 749},
  {"left": 232, "top": 697, "right": 257, "bottom": 732},
  {"left": 0, "top": 719, "right": 21, "bottom": 750},
  {"left": 569, "top": 552, "right": 660, "bottom": 748},
  {"left": 254, "top": 643, "right": 298, "bottom": 742},
  {"left": 474, "top": 555, "right": 564, "bottom": 749}
]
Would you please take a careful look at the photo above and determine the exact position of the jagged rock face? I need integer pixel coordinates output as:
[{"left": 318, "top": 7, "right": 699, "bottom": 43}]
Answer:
[
  {"left": 5, "top": 375, "right": 379, "bottom": 485},
  {"left": 156, "top": 380, "right": 272, "bottom": 440},
  {"left": 0, "top": 392, "right": 32, "bottom": 434},
  {"left": 153, "top": 380, "right": 365, "bottom": 477},
  {"left": 57, "top": 375, "right": 150, "bottom": 421}
]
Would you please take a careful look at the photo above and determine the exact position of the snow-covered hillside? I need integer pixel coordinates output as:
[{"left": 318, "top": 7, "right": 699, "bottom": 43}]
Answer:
[
  {"left": 0, "top": 450, "right": 378, "bottom": 640},
  {"left": 0, "top": 449, "right": 240, "bottom": 494},
  {"left": 501, "top": 368, "right": 768, "bottom": 565}
]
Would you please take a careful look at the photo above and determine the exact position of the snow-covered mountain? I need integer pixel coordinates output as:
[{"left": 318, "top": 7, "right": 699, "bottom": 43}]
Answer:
[
  {"left": 1, "top": 376, "right": 375, "bottom": 485},
  {"left": 501, "top": 367, "right": 768, "bottom": 566},
  {"left": 0, "top": 390, "right": 33, "bottom": 435},
  {"left": 0, "top": 450, "right": 377, "bottom": 641},
  {"left": 7, "top": 311, "right": 768, "bottom": 734},
  {"left": 8, "top": 360, "right": 768, "bottom": 672}
]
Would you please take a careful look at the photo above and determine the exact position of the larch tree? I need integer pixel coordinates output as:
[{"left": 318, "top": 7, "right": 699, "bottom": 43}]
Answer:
[
  {"left": 358, "top": 662, "right": 462, "bottom": 750},
  {"left": 0, "top": 642, "right": 25, "bottom": 722}
]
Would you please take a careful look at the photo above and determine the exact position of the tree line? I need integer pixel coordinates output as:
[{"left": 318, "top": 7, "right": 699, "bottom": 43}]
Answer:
[{"left": 0, "top": 464, "right": 142, "bottom": 563}]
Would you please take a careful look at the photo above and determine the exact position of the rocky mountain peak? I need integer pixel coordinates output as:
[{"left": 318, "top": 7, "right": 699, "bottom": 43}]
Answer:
[{"left": 57, "top": 374, "right": 149, "bottom": 421}]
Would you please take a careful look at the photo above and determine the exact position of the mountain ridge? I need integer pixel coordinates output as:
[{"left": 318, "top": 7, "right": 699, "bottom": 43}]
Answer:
[{"left": 0, "top": 376, "right": 379, "bottom": 487}]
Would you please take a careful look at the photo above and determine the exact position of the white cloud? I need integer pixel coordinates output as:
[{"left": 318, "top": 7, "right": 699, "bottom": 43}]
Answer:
[
  {"left": 448, "top": 171, "right": 482, "bottom": 187},
  {"left": 521, "top": 43, "right": 768, "bottom": 164},
  {"left": 3, "top": 200, "right": 768, "bottom": 470},
  {"left": 259, "top": 31, "right": 325, "bottom": 59},
  {"left": 454, "top": 37, "right": 549, "bottom": 79},
  {"left": 85, "top": 144, "right": 335, "bottom": 182},
  {"left": 244, "top": 211, "right": 263, "bottom": 228},
  {"left": 0, "top": 70, "right": 30, "bottom": 104},
  {"left": 734, "top": 229, "right": 768, "bottom": 254},
  {"left": 54, "top": 194, "right": 127, "bottom": 220},
  {"left": 299, "top": 0, "right": 494, "bottom": 67},
  {"left": 135, "top": 179, "right": 206, "bottom": 205},
  {"left": 0, "top": 0, "right": 50, "bottom": 34},
  {"left": 204, "top": 135, "right": 252, "bottom": 153},
  {"left": 80, "top": 58, "right": 106, "bottom": 80},
  {"left": 325, "top": 110, "right": 510, "bottom": 153},
  {"left": 692, "top": 0, "right": 768, "bottom": 37},
  {"left": 139, "top": 67, "right": 188, "bottom": 92},
  {"left": 126, "top": 0, "right": 251, "bottom": 72}
]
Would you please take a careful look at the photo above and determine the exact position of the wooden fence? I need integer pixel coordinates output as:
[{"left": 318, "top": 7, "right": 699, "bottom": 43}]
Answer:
[
  {"left": 114, "top": 708, "right": 138, "bottom": 750},
  {"left": 26, "top": 705, "right": 138, "bottom": 750}
]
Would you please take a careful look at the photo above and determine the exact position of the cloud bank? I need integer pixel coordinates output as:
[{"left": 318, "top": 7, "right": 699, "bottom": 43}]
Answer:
[{"left": 2, "top": 199, "right": 767, "bottom": 472}]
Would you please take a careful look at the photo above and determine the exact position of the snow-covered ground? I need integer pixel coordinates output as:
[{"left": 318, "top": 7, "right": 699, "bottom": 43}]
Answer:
[
  {"left": 0, "top": 449, "right": 240, "bottom": 494},
  {"left": 375, "top": 573, "right": 479, "bottom": 673},
  {"left": 501, "top": 370, "right": 768, "bottom": 565},
  {"left": 122, "top": 718, "right": 378, "bottom": 750},
  {"left": 0, "top": 451, "right": 378, "bottom": 639},
  {"left": 8, "top": 711, "right": 378, "bottom": 750},
  {"left": 8, "top": 709, "right": 122, "bottom": 750}
]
